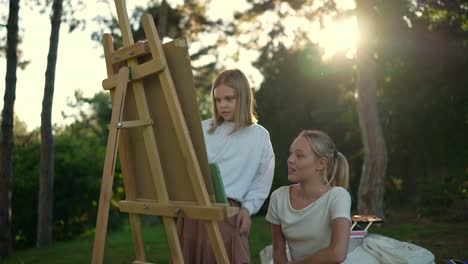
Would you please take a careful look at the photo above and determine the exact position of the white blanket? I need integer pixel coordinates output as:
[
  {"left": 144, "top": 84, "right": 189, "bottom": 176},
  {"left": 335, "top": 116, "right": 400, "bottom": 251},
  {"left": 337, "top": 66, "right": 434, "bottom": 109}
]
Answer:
[
  {"left": 260, "top": 234, "right": 435, "bottom": 264},
  {"left": 348, "top": 234, "right": 435, "bottom": 264}
]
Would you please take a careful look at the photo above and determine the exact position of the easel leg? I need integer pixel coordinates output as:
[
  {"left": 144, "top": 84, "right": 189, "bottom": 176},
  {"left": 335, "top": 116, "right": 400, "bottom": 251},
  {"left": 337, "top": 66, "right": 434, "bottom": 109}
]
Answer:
[
  {"left": 162, "top": 217, "right": 184, "bottom": 263},
  {"left": 119, "top": 130, "right": 146, "bottom": 261},
  {"left": 129, "top": 214, "right": 146, "bottom": 260},
  {"left": 92, "top": 67, "right": 130, "bottom": 264},
  {"left": 204, "top": 221, "right": 230, "bottom": 263}
]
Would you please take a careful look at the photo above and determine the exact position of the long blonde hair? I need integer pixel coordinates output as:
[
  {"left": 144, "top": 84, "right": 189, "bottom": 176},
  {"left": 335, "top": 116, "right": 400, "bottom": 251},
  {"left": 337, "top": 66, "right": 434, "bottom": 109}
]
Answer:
[
  {"left": 208, "top": 69, "right": 257, "bottom": 133},
  {"left": 299, "top": 130, "right": 349, "bottom": 188}
]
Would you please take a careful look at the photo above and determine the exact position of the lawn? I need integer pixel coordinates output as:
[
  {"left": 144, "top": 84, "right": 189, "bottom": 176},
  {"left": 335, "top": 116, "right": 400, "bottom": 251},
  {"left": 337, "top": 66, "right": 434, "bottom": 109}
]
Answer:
[{"left": 3, "top": 215, "right": 467, "bottom": 263}]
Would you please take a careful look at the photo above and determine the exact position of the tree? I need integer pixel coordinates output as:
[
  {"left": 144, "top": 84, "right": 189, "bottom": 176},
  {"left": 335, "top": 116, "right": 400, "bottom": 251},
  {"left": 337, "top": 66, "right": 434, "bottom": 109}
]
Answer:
[
  {"left": 0, "top": 0, "right": 20, "bottom": 258},
  {"left": 37, "top": 0, "right": 63, "bottom": 247},
  {"left": 156, "top": 0, "right": 169, "bottom": 40},
  {"left": 355, "top": 0, "right": 388, "bottom": 218}
]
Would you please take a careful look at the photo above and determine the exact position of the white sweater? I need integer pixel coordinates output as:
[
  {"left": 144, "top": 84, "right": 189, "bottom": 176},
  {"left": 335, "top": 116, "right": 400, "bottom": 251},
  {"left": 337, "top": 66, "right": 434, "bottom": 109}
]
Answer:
[{"left": 202, "top": 119, "right": 275, "bottom": 215}]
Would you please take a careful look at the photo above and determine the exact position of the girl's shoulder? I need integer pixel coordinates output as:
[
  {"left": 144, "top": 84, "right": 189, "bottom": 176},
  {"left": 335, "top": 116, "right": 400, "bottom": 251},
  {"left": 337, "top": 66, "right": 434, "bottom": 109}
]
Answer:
[
  {"left": 202, "top": 118, "right": 217, "bottom": 132},
  {"left": 271, "top": 185, "right": 291, "bottom": 200},
  {"left": 330, "top": 186, "right": 350, "bottom": 195},
  {"left": 244, "top": 123, "right": 271, "bottom": 139},
  {"left": 250, "top": 123, "right": 269, "bottom": 133},
  {"left": 201, "top": 118, "right": 213, "bottom": 128},
  {"left": 329, "top": 186, "right": 351, "bottom": 201}
]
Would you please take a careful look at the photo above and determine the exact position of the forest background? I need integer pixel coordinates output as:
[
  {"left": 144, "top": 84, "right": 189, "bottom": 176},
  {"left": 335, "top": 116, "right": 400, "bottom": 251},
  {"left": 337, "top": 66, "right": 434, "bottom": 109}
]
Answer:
[{"left": 0, "top": 0, "right": 467, "bottom": 262}]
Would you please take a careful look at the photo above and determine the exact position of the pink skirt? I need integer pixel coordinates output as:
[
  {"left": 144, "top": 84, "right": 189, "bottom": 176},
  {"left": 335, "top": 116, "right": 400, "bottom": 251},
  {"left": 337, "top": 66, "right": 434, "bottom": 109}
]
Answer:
[{"left": 176, "top": 199, "right": 250, "bottom": 263}]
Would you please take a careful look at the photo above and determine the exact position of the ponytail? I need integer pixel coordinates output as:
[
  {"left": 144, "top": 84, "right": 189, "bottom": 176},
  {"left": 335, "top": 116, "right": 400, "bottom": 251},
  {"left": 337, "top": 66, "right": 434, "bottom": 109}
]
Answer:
[{"left": 329, "top": 152, "right": 349, "bottom": 188}]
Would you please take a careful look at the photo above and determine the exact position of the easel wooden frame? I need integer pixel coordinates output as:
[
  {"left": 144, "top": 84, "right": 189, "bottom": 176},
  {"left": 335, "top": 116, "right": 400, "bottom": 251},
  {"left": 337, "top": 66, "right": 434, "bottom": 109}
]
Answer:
[{"left": 91, "top": 1, "right": 238, "bottom": 263}]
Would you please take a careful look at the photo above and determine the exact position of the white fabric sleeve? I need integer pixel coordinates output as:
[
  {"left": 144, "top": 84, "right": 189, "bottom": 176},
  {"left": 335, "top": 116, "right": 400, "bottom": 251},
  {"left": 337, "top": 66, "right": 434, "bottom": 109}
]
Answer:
[
  {"left": 265, "top": 188, "right": 281, "bottom": 225},
  {"left": 241, "top": 135, "right": 275, "bottom": 215},
  {"left": 329, "top": 187, "right": 352, "bottom": 221}
]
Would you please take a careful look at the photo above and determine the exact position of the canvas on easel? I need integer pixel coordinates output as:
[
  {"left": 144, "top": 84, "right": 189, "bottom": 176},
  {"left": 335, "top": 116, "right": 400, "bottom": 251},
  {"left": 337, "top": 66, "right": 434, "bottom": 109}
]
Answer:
[{"left": 91, "top": 1, "right": 238, "bottom": 263}]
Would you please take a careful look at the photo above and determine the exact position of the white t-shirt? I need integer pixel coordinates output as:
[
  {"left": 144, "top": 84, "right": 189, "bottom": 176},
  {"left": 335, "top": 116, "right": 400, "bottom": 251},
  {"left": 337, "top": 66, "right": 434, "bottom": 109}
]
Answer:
[
  {"left": 266, "top": 185, "right": 351, "bottom": 261},
  {"left": 202, "top": 119, "right": 275, "bottom": 215}
]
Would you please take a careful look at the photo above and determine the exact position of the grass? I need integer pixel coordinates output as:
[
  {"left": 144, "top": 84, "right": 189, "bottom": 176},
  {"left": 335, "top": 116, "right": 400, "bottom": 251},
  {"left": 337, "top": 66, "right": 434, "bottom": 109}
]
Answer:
[{"left": 3, "top": 215, "right": 467, "bottom": 264}]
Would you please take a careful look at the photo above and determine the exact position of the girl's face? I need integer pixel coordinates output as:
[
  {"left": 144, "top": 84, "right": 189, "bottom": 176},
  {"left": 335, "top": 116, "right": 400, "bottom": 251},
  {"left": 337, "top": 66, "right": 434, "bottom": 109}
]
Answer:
[
  {"left": 287, "top": 136, "right": 324, "bottom": 183},
  {"left": 214, "top": 84, "right": 237, "bottom": 122}
]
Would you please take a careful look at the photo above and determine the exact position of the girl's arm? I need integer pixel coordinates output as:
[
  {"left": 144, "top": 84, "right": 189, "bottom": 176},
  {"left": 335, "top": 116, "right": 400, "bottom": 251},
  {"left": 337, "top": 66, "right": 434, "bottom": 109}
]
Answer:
[
  {"left": 241, "top": 137, "right": 275, "bottom": 215},
  {"left": 271, "top": 223, "right": 289, "bottom": 264},
  {"left": 238, "top": 151, "right": 274, "bottom": 234},
  {"left": 292, "top": 217, "right": 351, "bottom": 264}
]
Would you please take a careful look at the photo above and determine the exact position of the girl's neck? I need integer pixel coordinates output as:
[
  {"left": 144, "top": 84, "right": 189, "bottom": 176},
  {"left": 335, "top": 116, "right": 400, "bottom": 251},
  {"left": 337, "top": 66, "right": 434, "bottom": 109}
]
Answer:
[{"left": 296, "top": 181, "right": 330, "bottom": 200}]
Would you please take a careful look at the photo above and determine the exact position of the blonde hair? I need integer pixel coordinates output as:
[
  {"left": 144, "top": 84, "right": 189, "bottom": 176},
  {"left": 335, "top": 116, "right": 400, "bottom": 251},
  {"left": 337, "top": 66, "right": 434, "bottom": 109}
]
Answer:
[
  {"left": 208, "top": 69, "right": 257, "bottom": 133},
  {"left": 299, "top": 130, "right": 349, "bottom": 188}
]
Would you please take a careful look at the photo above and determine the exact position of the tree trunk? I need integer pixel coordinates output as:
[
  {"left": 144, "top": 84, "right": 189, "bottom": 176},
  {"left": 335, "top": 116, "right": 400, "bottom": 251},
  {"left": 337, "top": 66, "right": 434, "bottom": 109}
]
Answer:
[
  {"left": 37, "top": 0, "right": 63, "bottom": 248},
  {"left": 355, "top": 0, "right": 388, "bottom": 219},
  {"left": 157, "top": 0, "right": 169, "bottom": 40},
  {"left": 0, "top": 0, "right": 20, "bottom": 258}
]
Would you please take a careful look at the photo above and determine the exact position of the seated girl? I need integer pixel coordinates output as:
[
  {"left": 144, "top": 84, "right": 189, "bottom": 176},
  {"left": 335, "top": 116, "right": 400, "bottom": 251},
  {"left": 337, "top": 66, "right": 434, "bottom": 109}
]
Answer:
[{"left": 265, "top": 130, "right": 351, "bottom": 264}]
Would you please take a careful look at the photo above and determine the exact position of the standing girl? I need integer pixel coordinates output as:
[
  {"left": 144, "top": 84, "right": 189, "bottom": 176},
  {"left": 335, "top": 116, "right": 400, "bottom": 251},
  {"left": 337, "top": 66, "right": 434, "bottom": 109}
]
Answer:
[
  {"left": 178, "top": 69, "right": 275, "bottom": 264},
  {"left": 265, "top": 130, "right": 351, "bottom": 263}
]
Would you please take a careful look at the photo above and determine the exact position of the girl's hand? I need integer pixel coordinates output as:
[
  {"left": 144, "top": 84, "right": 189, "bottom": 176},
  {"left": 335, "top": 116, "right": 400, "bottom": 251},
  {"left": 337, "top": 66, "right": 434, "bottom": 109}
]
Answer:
[{"left": 236, "top": 207, "right": 251, "bottom": 235}]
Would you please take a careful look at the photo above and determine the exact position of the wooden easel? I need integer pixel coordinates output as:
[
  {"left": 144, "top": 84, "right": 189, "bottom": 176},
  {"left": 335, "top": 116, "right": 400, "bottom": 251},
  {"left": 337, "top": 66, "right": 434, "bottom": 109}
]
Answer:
[{"left": 91, "top": 1, "right": 238, "bottom": 263}]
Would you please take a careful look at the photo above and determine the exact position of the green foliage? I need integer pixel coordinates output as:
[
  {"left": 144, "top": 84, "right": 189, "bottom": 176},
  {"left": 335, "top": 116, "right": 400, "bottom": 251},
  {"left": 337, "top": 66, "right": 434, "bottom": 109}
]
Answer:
[
  {"left": 197, "top": 88, "right": 212, "bottom": 120},
  {"left": 374, "top": 0, "right": 468, "bottom": 214},
  {"left": 412, "top": 0, "right": 468, "bottom": 33},
  {"left": 11, "top": 139, "right": 40, "bottom": 249},
  {"left": 11, "top": 91, "right": 124, "bottom": 249},
  {"left": 255, "top": 44, "right": 362, "bottom": 213}
]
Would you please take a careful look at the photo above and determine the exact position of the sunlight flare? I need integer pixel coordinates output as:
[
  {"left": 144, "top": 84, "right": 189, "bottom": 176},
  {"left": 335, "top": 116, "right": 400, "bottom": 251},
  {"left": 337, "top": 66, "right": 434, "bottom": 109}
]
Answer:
[{"left": 315, "top": 16, "right": 359, "bottom": 60}]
